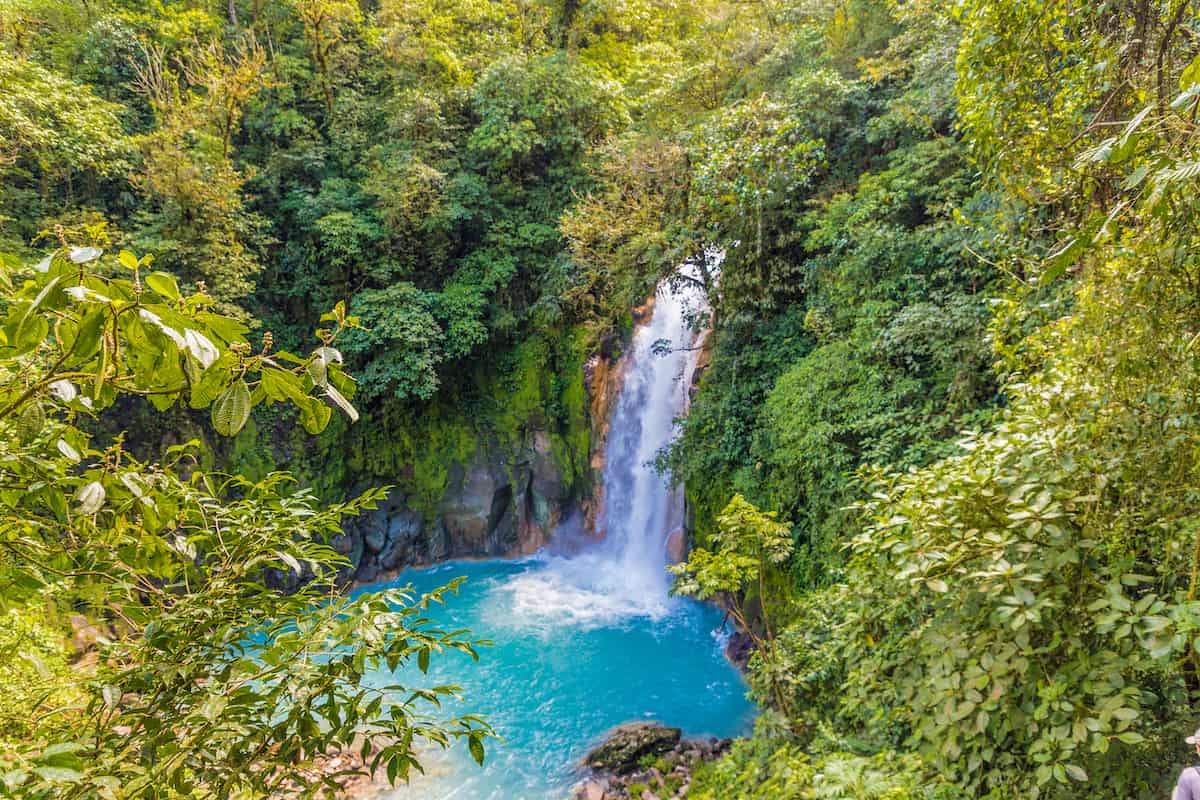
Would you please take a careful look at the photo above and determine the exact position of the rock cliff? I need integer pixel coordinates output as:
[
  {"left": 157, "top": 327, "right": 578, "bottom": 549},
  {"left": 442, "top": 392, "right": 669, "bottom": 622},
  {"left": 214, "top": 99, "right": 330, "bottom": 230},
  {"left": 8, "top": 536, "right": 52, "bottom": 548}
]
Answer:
[
  {"left": 314, "top": 321, "right": 642, "bottom": 584},
  {"left": 338, "top": 427, "right": 579, "bottom": 583}
]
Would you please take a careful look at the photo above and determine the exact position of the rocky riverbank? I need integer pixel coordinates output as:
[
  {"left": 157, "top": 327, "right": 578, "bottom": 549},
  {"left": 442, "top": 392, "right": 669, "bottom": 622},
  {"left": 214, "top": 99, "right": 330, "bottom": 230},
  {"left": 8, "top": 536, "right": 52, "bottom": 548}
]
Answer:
[{"left": 569, "top": 722, "right": 732, "bottom": 800}]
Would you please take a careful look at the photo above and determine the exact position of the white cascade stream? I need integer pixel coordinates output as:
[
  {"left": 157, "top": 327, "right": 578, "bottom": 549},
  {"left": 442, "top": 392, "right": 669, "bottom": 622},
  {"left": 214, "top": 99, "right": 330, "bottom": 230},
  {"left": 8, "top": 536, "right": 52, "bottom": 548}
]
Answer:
[{"left": 496, "top": 270, "right": 710, "bottom": 630}]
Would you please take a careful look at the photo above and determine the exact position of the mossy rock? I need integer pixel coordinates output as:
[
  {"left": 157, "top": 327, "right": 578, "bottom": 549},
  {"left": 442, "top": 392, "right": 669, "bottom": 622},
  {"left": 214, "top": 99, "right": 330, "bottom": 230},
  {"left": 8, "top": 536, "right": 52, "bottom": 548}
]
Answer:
[{"left": 585, "top": 722, "right": 681, "bottom": 773}]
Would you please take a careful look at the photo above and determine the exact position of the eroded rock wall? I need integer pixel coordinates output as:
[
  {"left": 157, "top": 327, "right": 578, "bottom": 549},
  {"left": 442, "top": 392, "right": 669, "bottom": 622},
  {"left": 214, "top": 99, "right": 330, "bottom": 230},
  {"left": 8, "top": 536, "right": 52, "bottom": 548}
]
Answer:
[
  {"left": 338, "top": 427, "right": 579, "bottom": 583},
  {"left": 321, "top": 322, "right": 641, "bottom": 585}
]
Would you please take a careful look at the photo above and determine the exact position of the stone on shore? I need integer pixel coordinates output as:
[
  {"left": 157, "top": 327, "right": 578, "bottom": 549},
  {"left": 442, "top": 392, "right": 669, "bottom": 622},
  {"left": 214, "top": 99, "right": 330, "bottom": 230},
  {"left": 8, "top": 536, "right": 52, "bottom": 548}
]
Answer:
[{"left": 569, "top": 778, "right": 610, "bottom": 800}]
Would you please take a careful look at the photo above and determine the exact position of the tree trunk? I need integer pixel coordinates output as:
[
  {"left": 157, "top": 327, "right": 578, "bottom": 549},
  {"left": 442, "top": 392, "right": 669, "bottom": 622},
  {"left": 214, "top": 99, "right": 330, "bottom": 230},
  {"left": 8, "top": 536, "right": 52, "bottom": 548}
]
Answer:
[{"left": 559, "top": 0, "right": 580, "bottom": 51}]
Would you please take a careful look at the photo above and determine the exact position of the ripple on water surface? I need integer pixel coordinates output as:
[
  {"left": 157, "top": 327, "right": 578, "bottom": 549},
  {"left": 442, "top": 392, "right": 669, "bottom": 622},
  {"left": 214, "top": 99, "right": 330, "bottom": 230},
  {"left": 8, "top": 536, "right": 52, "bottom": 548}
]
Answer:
[{"left": 354, "top": 558, "right": 755, "bottom": 800}]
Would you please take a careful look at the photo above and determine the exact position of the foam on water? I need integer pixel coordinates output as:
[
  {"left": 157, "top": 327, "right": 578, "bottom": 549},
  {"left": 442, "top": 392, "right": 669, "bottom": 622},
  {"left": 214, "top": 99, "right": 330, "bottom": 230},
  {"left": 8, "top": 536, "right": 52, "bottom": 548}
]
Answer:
[{"left": 488, "top": 552, "right": 674, "bottom": 633}]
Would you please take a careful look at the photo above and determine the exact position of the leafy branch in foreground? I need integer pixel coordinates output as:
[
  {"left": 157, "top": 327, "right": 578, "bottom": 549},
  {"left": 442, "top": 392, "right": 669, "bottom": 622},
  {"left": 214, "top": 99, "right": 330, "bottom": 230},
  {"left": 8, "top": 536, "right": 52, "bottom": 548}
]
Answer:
[
  {"left": 0, "top": 242, "right": 493, "bottom": 797},
  {"left": 0, "top": 231, "right": 360, "bottom": 435}
]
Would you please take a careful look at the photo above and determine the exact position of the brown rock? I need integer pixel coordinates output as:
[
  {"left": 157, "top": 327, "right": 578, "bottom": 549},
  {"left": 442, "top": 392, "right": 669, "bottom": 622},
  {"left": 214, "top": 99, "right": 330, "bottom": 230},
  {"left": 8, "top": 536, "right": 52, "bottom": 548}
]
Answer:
[
  {"left": 665, "top": 529, "right": 687, "bottom": 563},
  {"left": 274, "top": 746, "right": 384, "bottom": 799},
  {"left": 570, "top": 779, "right": 608, "bottom": 800},
  {"left": 725, "top": 629, "right": 754, "bottom": 669},
  {"left": 439, "top": 456, "right": 498, "bottom": 552},
  {"left": 631, "top": 295, "right": 656, "bottom": 324}
]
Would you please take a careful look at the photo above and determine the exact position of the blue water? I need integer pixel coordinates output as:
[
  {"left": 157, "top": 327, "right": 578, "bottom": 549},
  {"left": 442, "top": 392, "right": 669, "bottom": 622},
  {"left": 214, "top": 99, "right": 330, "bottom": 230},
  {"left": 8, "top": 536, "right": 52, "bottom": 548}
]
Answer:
[{"left": 356, "top": 557, "right": 755, "bottom": 800}]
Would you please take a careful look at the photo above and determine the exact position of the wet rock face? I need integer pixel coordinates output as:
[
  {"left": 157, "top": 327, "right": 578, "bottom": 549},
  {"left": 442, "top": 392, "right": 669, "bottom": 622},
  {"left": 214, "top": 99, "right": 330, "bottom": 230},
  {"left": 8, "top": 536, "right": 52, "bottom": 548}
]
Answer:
[
  {"left": 380, "top": 509, "right": 422, "bottom": 569},
  {"left": 439, "top": 456, "right": 502, "bottom": 553},
  {"left": 665, "top": 528, "right": 687, "bottom": 564},
  {"left": 724, "top": 629, "right": 754, "bottom": 670},
  {"left": 342, "top": 429, "right": 581, "bottom": 584},
  {"left": 582, "top": 335, "right": 628, "bottom": 539}
]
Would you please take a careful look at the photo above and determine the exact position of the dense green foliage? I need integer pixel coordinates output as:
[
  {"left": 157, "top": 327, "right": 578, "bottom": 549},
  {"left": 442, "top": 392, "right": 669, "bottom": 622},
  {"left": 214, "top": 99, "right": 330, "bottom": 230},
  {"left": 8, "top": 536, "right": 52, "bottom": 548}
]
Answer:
[
  {"left": 562, "top": 0, "right": 1200, "bottom": 796},
  {"left": 0, "top": 243, "right": 491, "bottom": 795},
  {"left": 0, "top": 0, "right": 704, "bottom": 510},
  {"left": 653, "top": 1, "right": 1200, "bottom": 798},
  {"left": 689, "top": 733, "right": 967, "bottom": 800},
  {"left": 670, "top": 495, "right": 795, "bottom": 715},
  {"left": 6, "top": 0, "right": 1200, "bottom": 797},
  {"left": 652, "top": 5, "right": 999, "bottom": 588}
]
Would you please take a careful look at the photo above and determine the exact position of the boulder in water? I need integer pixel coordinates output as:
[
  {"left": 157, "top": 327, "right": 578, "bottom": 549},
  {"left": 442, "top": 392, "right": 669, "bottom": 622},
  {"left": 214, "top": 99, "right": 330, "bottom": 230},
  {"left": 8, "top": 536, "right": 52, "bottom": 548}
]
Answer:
[
  {"left": 725, "top": 629, "right": 754, "bottom": 669},
  {"left": 585, "top": 722, "right": 682, "bottom": 772}
]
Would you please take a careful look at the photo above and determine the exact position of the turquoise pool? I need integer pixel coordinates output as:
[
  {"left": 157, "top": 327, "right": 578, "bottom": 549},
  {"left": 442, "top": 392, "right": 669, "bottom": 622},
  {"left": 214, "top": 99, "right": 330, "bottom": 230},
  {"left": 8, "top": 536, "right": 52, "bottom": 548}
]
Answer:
[{"left": 357, "top": 557, "right": 755, "bottom": 800}]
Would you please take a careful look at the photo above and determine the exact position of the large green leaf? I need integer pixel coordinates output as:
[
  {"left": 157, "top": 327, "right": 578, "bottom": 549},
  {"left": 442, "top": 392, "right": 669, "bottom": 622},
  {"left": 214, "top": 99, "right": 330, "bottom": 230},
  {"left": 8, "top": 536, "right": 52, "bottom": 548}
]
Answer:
[
  {"left": 212, "top": 380, "right": 252, "bottom": 437},
  {"left": 17, "top": 401, "right": 44, "bottom": 444},
  {"left": 1181, "top": 52, "right": 1200, "bottom": 90},
  {"left": 145, "top": 272, "right": 181, "bottom": 301},
  {"left": 66, "top": 308, "right": 107, "bottom": 365}
]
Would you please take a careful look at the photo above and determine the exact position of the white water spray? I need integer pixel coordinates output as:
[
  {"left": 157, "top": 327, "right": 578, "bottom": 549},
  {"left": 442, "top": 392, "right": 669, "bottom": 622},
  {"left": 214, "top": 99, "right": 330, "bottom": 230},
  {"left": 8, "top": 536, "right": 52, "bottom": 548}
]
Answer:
[{"left": 490, "top": 270, "right": 710, "bottom": 631}]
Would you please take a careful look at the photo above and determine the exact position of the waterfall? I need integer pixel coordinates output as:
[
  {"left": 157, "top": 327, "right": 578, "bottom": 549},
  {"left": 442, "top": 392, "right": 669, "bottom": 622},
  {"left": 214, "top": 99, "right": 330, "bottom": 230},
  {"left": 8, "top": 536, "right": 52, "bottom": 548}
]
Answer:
[
  {"left": 592, "top": 272, "right": 709, "bottom": 598},
  {"left": 494, "top": 269, "right": 710, "bottom": 630}
]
